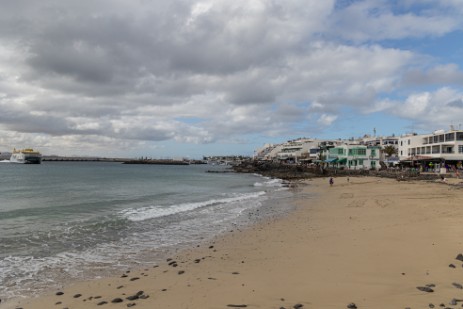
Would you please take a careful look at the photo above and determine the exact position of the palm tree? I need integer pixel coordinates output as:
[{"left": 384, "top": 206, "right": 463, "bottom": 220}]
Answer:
[{"left": 382, "top": 145, "right": 397, "bottom": 158}]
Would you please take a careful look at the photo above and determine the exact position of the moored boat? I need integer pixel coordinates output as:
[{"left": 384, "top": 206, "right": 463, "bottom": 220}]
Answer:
[{"left": 10, "top": 148, "right": 42, "bottom": 164}]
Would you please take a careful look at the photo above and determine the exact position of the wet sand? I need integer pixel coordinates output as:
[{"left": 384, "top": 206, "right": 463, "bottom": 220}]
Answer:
[{"left": 5, "top": 176, "right": 463, "bottom": 309}]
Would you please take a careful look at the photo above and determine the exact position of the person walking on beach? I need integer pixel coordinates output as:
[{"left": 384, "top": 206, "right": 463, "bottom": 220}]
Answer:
[{"left": 329, "top": 177, "right": 334, "bottom": 186}]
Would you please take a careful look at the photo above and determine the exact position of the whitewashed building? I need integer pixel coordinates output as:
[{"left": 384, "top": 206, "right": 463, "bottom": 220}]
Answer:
[{"left": 398, "top": 129, "right": 463, "bottom": 162}]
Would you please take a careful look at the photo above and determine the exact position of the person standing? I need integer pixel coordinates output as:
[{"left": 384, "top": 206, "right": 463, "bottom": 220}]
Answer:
[{"left": 329, "top": 177, "right": 334, "bottom": 186}]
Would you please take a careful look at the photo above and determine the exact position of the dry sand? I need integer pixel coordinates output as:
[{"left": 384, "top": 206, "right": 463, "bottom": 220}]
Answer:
[{"left": 4, "top": 176, "right": 463, "bottom": 309}]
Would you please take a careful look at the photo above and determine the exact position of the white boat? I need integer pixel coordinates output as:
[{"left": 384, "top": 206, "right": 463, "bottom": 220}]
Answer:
[{"left": 10, "top": 148, "right": 42, "bottom": 164}]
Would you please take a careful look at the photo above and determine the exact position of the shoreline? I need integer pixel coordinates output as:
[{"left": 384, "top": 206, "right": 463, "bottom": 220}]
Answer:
[{"left": 5, "top": 176, "right": 463, "bottom": 308}]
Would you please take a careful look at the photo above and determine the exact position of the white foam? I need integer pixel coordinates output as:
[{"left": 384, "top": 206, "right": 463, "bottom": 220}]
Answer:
[
  {"left": 254, "top": 178, "right": 284, "bottom": 188},
  {"left": 120, "top": 191, "right": 266, "bottom": 222}
]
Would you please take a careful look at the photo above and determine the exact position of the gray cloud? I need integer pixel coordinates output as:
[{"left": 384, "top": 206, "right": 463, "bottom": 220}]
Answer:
[{"left": 0, "top": 0, "right": 463, "bottom": 156}]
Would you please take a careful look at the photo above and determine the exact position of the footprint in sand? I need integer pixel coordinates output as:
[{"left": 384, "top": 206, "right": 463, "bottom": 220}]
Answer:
[
  {"left": 340, "top": 193, "right": 354, "bottom": 199},
  {"left": 347, "top": 199, "right": 366, "bottom": 208},
  {"left": 375, "top": 199, "right": 391, "bottom": 208}
]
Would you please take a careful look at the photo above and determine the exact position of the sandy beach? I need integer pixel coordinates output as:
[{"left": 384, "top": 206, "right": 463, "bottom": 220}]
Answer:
[{"left": 5, "top": 176, "right": 463, "bottom": 309}]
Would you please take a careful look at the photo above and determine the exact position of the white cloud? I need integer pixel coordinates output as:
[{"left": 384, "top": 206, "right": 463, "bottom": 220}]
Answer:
[
  {"left": 0, "top": 0, "right": 462, "bottom": 156},
  {"left": 317, "top": 114, "right": 338, "bottom": 126}
]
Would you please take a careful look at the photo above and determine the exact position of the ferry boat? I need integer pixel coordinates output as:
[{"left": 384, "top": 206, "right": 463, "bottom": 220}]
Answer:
[{"left": 10, "top": 148, "right": 42, "bottom": 164}]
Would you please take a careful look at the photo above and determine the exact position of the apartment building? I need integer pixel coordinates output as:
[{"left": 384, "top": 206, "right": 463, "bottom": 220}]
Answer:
[
  {"left": 398, "top": 129, "right": 463, "bottom": 163},
  {"left": 326, "top": 144, "right": 382, "bottom": 170}
]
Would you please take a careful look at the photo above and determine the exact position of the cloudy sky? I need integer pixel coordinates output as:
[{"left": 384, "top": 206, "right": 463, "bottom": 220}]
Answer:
[{"left": 1, "top": 0, "right": 463, "bottom": 158}]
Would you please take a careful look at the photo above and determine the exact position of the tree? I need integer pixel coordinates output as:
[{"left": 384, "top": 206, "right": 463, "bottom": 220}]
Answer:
[{"left": 383, "top": 145, "right": 397, "bottom": 158}]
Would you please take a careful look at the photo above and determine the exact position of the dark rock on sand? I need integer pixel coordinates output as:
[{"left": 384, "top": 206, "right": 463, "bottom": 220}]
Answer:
[
  {"left": 130, "top": 277, "right": 140, "bottom": 281},
  {"left": 293, "top": 304, "right": 304, "bottom": 308},
  {"left": 429, "top": 303, "right": 435, "bottom": 308},
  {"left": 56, "top": 291, "right": 64, "bottom": 296},
  {"left": 417, "top": 286, "right": 434, "bottom": 292},
  {"left": 452, "top": 282, "right": 463, "bottom": 289},
  {"left": 449, "top": 264, "right": 456, "bottom": 268},
  {"left": 126, "top": 291, "right": 144, "bottom": 301},
  {"left": 456, "top": 253, "right": 463, "bottom": 261},
  {"left": 227, "top": 305, "right": 247, "bottom": 308},
  {"left": 112, "top": 298, "right": 124, "bottom": 303},
  {"left": 73, "top": 293, "right": 82, "bottom": 298},
  {"left": 347, "top": 303, "right": 357, "bottom": 309},
  {"left": 97, "top": 301, "right": 108, "bottom": 305},
  {"left": 126, "top": 295, "right": 139, "bottom": 301},
  {"left": 127, "top": 303, "right": 136, "bottom": 307},
  {"left": 178, "top": 270, "right": 185, "bottom": 275}
]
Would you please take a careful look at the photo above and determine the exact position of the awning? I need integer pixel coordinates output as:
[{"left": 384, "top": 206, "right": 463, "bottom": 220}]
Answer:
[
  {"left": 404, "top": 155, "right": 433, "bottom": 161},
  {"left": 325, "top": 158, "right": 338, "bottom": 163},
  {"left": 338, "top": 158, "right": 347, "bottom": 164}
]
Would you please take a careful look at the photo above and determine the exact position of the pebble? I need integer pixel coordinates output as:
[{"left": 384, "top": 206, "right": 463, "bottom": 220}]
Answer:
[
  {"left": 417, "top": 286, "right": 434, "bottom": 293},
  {"left": 456, "top": 253, "right": 463, "bottom": 261},
  {"left": 73, "top": 293, "right": 82, "bottom": 298},
  {"left": 112, "top": 298, "right": 124, "bottom": 303},
  {"left": 126, "top": 295, "right": 139, "bottom": 301},
  {"left": 56, "top": 291, "right": 64, "bottom": 296},
  {"left": 449, "top": 264, "right": 456, "bottom": 268},
  {"left": 452, "top": 282, "right": 463, "bottom": 289},
  {"left": 127, "top": 303, "right": 136, "bottom": 307},
  {"left": 130, "top": 277, "right": 140, "bottom": 281},
  {"left": 178, "top": 270, "right": 185, "bottom": 275},
  {"left": 347, "top": 303, "right": 357, "bottom": 309},
  {"left": 97, "top": 301, "right": 108, "bottom": 305},
  {"left": 293, "top": 304, "right": 303, "bottom": 309},
  {"left": 226, "top": 305, "right": 247, "bottom": 308}
]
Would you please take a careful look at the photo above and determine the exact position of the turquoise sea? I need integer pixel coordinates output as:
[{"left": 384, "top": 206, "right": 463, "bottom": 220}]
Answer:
[{"left": 0, "top": 162, "right": 294, "bottom": 300}]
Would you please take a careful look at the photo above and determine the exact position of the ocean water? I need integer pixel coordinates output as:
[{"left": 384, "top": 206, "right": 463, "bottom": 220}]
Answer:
[{"left": 0, "top": 162, "right": 294, "bottom": 300}]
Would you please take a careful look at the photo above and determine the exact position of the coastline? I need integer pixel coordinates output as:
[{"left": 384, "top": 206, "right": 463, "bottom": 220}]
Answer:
[{"left": 5, "top": 176, "right": 463, "bottom": 308}]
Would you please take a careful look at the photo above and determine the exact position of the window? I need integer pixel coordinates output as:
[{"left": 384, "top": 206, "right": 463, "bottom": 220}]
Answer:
[
  {"left": 439, "top": 135, "right": 445, "bottom": 142},
  {"left": 357, "top": 149, "right": 366, "bottom": 156},
  {"left": 371, "top": 149, "right": 376, "bottom": 157},
  {"left": 434, "top": 136, "right": 439, "bottom": 143},
  {"left": 459, "top": 145, "right": 463, "bottom": 153},
  {"left": 408, "top": 139, "right": 410, "bottom": 145},
  {"left": 446, "top": 133, "right": 455, "bottom": 141},
  {"left": 458, "top": 132, "right": 463, "bottom": 141},
  {"left": 432, "top": 145, "right": 440, "bottom": 154}
]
